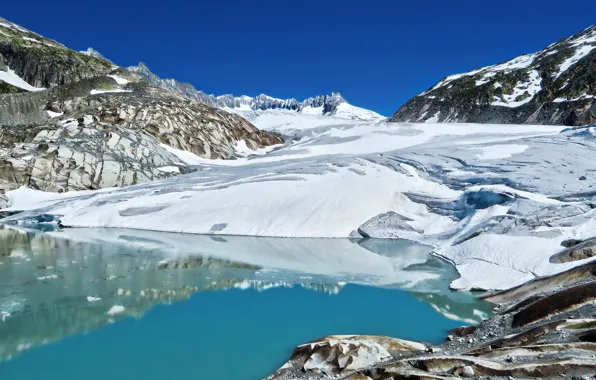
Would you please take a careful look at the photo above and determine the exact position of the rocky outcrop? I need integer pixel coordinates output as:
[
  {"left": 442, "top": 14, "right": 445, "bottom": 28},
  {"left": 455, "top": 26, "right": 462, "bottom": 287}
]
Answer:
[
  {"left": 550, "top": 238, "right": 596, "bottom": 263},
  {"left": 0, "top": 17, "right": 282, "bottom": 193},
  {"left": 269, "top": 238, "right": 596, "bottom": 379},
  {"left": 0, "top": 17, "right": 113, "bottom": 88},
  {"left": 0, "top": 73, "right": 282, "bottom": 192},
  {"left": 390, "top": 25, "right": 596, "bottom": 126}
]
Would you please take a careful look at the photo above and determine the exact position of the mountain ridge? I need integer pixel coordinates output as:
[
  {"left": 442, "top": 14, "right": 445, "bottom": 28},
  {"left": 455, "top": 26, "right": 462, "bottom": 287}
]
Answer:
[
  {"left": 390, "top": 24, "right": 596, "bottom": 125},
  {"left": 127, "top": 62, "right": 384, "bottom": 121}
]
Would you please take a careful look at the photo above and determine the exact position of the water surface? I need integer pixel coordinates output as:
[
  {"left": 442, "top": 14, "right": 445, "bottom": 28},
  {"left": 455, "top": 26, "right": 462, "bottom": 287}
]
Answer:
[{"left": 0, "top": 226, "right": 491, "bottom": 379}]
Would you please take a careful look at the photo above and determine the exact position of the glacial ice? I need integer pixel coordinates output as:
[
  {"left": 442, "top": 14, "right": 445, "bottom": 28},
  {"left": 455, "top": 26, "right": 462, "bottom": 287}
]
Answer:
[{"left": 4, "top": 119, "right": 596, "bottom": 291}]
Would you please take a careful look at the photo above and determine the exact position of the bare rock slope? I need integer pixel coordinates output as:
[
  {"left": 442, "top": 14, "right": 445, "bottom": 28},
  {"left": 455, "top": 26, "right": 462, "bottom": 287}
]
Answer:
[
  {"left": 0, "top": 17, "right": 282, "bottom": 193},
  {"left": 391, "top": 25, "right": 596, "bottom": 126}
]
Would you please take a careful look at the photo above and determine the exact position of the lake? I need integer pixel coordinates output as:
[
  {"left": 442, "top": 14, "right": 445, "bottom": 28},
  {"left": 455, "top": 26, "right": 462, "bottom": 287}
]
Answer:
[{"left": 0, "top": 225, "right": 491, "bottom": 379}]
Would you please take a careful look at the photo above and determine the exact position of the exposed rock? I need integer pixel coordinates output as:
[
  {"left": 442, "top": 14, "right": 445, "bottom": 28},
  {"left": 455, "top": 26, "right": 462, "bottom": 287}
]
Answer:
[
  {"left": 551, "top": 238, "right": 596, "bottom": 263},
  {"left": 562, "top": 238, "right": 585, "bottom": 248},
  {"left": 268, "top": 335, "right": 425, "bottom": 378},
  {"left": 269, "top": 237, "right": 596, "bottom": 379},
  {"left": 390, "top": 25, "right": 596, "bottom": 126},
  {"left": 0, "top": 17, "right": 282, "bottom": 194},
  {"left": 0, "top": 17, "right": 113, "bottom": 88}
]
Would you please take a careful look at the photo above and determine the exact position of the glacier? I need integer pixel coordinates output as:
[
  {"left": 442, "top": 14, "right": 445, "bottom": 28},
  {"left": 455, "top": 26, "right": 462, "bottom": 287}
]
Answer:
[{"left": 4, "top": 115, "right": 596, "bottom": 291}]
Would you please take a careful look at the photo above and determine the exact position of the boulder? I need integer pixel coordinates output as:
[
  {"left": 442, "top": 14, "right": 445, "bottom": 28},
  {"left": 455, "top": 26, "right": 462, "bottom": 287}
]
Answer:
[{"left": 550, "top": 238, "right": 596, "bottom": 263}]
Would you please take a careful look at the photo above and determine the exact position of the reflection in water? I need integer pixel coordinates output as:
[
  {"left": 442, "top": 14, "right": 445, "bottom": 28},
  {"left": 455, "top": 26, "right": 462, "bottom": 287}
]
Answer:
[{"left": 0, "top": 225, "right": 492, "bottom": 376}]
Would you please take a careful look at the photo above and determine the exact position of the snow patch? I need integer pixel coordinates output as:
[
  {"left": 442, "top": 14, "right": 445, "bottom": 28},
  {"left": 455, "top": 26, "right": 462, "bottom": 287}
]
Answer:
[
  {"left": 0, "top": 66, "right": 45, "bottom": 92},
  {"left": 90, "top": 89, "right": 132, "bottom": 95},
  {"left": 107, "top": 75, "right": 130, "bottom": 85},
  {"left": 46, "top": 110, "right": 63, "bottom": 118}
]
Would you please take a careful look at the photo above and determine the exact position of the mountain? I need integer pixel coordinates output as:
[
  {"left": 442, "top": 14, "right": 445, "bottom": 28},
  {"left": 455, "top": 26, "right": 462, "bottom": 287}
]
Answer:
[
  {"left": 0, "top": 16, "right": 281, "bottom": 193},
  {"left": 79, "top": 47, "right": 112, "bottom": 63},
  {"left": 390, "top": 25, "right": 596, "bottom": 126},
  {"left": 128, "top": 62, "right": 385, "bottom": 121},
  {"left": 0, "top": 17, "right": 114, "bottom": 91}
]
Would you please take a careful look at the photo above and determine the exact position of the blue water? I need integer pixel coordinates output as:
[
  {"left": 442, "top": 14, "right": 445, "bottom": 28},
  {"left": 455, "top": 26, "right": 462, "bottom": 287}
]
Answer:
[{"left": 0, "top": 226, "right": 491, "bottom": 380}]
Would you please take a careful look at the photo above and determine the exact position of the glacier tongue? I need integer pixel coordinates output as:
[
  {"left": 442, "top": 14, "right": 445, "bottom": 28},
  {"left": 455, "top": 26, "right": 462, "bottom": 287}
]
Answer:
[{"left": 5, "top": 121, "right": 596, "bottom": 291}]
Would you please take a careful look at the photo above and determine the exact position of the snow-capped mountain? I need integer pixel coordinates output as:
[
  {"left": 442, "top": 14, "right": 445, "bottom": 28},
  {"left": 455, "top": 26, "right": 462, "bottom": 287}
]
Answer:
[
  {"left": 79, "top": 47, "right": 108, "bottom": 60},
  {"left": 127, "top": 62, "right": 385, "bottom": 121},
  {"left": 391, "top": 25, "right": 596, "bottom": 125}
]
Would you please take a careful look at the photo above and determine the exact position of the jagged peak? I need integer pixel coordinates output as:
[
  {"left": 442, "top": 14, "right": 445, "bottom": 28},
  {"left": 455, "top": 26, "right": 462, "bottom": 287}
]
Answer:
[{"left": 80, "top": 47, "right": 105, "bottom": 60}]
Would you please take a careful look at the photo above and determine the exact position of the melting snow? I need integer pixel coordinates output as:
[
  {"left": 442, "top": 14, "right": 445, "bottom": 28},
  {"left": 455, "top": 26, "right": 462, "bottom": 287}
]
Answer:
[
  {"left": 107, "top": 75, "right": 130, "bottom": 85},
  {"left": 90, "top": 89, "right": 132, "bottom": 95},
  {"left": 553, "top": 94, "right": 595, "bottom": 103},
  {"left": 21, "top": 37, "right": 41, "bottom": 43},
  {"left": 491, "top": 70, "right": 542, "bottom": 108},
  {"left": 0, "top": 66, "right": 45, "bottom": 92},
  {"left": 46, "top": 110, "right": 63, "bottom": 118}
]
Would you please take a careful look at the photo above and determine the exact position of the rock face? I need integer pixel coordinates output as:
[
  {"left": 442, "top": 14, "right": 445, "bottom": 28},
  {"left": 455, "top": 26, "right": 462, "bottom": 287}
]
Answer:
[
  {"left": 390, "top": 25, "right": 596, "bottom": 126},
  {"left": 269, "top": 239, "right": 596, "bottom": 379},
  {"left": 128, "top": 62, "right": 384, "bottom": 120},
  {"left": 0, "top": 17, "right": 282, "bottom": 193},
  {"left": 0, "top": 17, "right": 113, "bottom": 89}
]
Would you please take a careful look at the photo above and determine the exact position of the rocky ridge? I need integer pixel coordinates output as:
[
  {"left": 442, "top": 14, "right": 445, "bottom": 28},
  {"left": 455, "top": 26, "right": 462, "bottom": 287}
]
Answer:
[
  {"left": 128, "top": 62, "right": 384, "bottom": 120},
  {"left": 268, "top": 238, "right": 596, "bottom": 379},
  {"left": 391, "top": 25, "right": 596, "bottom": 125},
  {"left": 0, "top": 17, "right": 282, "bottom": 193}
]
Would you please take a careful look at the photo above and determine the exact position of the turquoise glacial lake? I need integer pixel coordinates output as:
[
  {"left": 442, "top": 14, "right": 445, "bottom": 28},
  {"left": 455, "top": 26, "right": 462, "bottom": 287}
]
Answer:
[{"left": 0, "top": 226, "right": 491, "bottom": 380}]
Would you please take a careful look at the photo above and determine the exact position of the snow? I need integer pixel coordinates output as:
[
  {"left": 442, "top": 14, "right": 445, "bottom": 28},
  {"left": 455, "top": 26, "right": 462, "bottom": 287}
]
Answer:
[
  {"left": 554, "top": 27, "right": 596, "bottom": 78},
  {"left": 21, "top": 37, "right": 41, "bottom": 43},
  {"left": 553, "top": 94, "right": 595, "bottom": 103},
  {"left": 159, "top": 144, "right": 206, "bottom": 166},
  {"left": 90, "top": 89, "right": 132, "bottom": 95},
  {"left": 429, "top": 53, "right": 537, "bottom": 93},
  {"left": 471, "top": 144, "right": 528, "bottom": 160},
  {"left": 46, "top": 110, "right": 63, "bottom": 118},
  {"left": 0, "top": 66, "right": 45, "bottom": 92},
  {"left": 107, "top": 75, "right": 130, "bottom": 85},
  {"left": 491, "top": 70, "right": 542, "bottom": 108},
  {"left": 556, "top": 45, "right": 596, "bottom": 78},
  {"left": 332, "top": 103, "right": 385, "bottom": 121},
  {"left": 425, "top": 111, "right": 441, "bottom": 123},
  {"left": 6, "top": 119, "right": 593, "bottom": 292},
  {"left": 106, "top": 305, "right": 125, "bottom": 315},
  {"left": 301, "top": 105, "right": 324, "bottom": 115}
]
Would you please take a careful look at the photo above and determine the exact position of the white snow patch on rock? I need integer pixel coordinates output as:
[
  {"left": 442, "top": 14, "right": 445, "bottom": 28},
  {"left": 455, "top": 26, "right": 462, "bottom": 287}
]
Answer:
[
  {"left": 0, "top": 66, "right": 45, "bottom": 92},
  {"left": 107, "top": 75, "right": 130, "bottom": 85},
  {"left": 90, "top": 89, "right": 132, "bottom": 95}
]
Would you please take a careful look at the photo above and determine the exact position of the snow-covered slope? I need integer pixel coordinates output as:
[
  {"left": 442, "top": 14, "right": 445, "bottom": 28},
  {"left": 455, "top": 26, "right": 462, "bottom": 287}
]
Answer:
[
  {"left": 6, "top": 119, "right": 596, "bottom": 292},
  {"left": 391, "top": 25, "right": 596, "bottom": 125},
  {"left": 127, "top": 62, "right": 384, "bottom": 121},
  {"left": 0, "top": 66, "right": 44, "bottom": 92}
]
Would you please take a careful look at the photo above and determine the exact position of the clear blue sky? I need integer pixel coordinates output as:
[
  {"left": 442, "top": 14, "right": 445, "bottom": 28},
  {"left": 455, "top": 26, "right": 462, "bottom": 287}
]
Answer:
[{"left": 2, "top": 0, "right": 595, "bottom": 116}]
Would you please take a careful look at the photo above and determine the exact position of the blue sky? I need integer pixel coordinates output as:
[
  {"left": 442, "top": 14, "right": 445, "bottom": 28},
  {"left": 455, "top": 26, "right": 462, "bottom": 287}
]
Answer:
[{"left": 3, "top": 0, "right": 596, "bottom": 116}]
